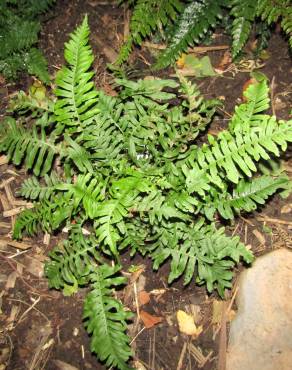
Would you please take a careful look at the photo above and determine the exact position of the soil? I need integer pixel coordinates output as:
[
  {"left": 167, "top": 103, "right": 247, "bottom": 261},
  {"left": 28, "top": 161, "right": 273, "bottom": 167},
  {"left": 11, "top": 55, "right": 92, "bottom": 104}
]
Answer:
[{"left": 0, "top": 1, "right": 291, "bottom": 370}]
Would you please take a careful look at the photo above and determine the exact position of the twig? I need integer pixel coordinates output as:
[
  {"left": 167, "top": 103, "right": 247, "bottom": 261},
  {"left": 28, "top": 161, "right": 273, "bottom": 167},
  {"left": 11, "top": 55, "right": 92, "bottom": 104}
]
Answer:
[
  {"left": 217, "top": 300, "right": 227, "bottom": 370},
  {"left": 133, "top": 281, "right": 140, "bottom": 321},
  {"left": 130, "top": 326, "right": 146, "bottom": 345},
  {"left": 257, "top": 216, "right": 292, "bottom": 226},
  {"left": 177, "top": 342, "right": 187, "bottom": 370},
  {"left": 144, "top": 41, "right": 229, "bottom": 53},
  {"left": 271, "top": 76, "right": 276, "bottom": 116},
  {"left": 7, "top": 298, "right": 49, "bottom": 324}
]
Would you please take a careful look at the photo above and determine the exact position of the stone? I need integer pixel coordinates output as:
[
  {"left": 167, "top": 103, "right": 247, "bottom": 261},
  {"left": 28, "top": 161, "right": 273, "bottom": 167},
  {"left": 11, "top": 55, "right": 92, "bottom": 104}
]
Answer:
[{"left": 227, "top": 248, "right": 292, "bottom": 370}]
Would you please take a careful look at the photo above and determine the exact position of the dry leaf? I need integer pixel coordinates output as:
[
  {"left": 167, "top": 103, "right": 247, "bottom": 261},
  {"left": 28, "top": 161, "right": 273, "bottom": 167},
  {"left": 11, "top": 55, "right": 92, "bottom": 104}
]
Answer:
[
  {"left": 177, "top": 310, "right": 203, "bottom": 337},
  {"left": 138, "top": 291, "right": 150, "bottom": 306},
  {"left": 140, "top": 310, "right": 163, "bottom": 328}
]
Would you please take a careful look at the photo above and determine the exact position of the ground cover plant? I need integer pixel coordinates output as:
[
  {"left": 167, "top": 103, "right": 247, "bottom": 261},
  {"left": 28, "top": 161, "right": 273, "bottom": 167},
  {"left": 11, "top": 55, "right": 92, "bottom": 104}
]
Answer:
[
  {"left": 0, "top": 0, "right": 55, "bottom": 82},
  {"left": 0, "top": 16, "right": 292, "bottom": 370},
  {"left": 117, "top": 0, "right": 292, "bottom": 68}
]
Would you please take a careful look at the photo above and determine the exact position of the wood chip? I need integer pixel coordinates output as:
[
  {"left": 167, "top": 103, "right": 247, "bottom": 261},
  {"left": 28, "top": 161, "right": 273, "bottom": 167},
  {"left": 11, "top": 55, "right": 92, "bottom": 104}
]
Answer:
[
  {"left": 3, "top": 207, "right": 26, "bottom": 217},
  {"left": 5, "top": 271, "right": 18, "bottom": 289},
  {"left": 252, "top": 229, "right": 266, "bottom": 245},
  {"left": 0, "top": 222, "right": 11, "bottom": 229},
  {"left": 0, "top": 238, "right": 32, "bottom": 250},
  {"left": 4, "top": 184, "right": 15, "bottom": 204},
  {"left": 0, "top": 155, "right": 8, "bottom": 166},
  {"left": 43, "top": 232, "right": 51, "bottom": 246},
  {"left": 0, "top": 194, "right": 10, "bottom": 211},
  {"left": 0, "top": 177, "right": 15, "bottom": 189},
  {"left": 22, "top": 256, "right": 44, "bottom": 278}
]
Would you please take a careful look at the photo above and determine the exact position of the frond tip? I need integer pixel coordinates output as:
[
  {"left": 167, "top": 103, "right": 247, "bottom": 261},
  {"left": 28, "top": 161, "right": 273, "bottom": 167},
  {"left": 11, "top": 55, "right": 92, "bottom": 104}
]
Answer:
[{"left": 84, "top": 264, "right": 133, "bottom": 370}]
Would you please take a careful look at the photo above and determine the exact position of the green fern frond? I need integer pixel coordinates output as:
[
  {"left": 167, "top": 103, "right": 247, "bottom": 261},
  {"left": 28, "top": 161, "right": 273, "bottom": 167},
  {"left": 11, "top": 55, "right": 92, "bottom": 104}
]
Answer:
[
  {"left": 19, "top": 172, "right": 62, "bottom": 200},
  {"left": 57, "top": 173, "right": 104, "bottom": 218},
  {"left": 84, "top": 263, "right": 133, "bottom": 370},
  {"left": 13, "top": 196, "right": 72, "bottom": 239},
  {"left": 229, "top": 78, "right": 270, "bottom": 132},
  {"left": 257, "top": 0, "right": 292, "bottom": 48},
  {"left": 45, "top": 226, "right": 102, "bottom": 293},
  {"left": 54, "top": 15, "right": 99, "bottom": 128},
  {"left": 151, "top": 221, "right": 254, "bottom": 297},
  {"left": 116, "top": 0, "right": 183, "bottom": 65},
  {"left": 0, "top": 117, "right": 58, "bottom": 176},
  {"left": 0, "top": 20, "right": 39, "bottom": 58},
  {"left": 155, "top": 0, "right": 225, "bottom": 69},
  {"left": 184, "top": 117, "right": 292, "bottom": 197},
  {"left": 230, "top": 0, "right": 258, "bottom": 58},
  {"left": 24, "top": 48, "right": 50, "bottom": 84},
  {"left": 203, "top": 175, "right": 291, "bottom": 220},
  {"left": 94, "top": 176, "right": 151, "bottom": 257}
]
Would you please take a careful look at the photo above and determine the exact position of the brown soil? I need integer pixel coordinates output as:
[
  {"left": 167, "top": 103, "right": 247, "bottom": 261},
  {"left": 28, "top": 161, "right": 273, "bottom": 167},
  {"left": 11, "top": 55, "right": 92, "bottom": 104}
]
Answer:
[{"left": 0, "top": 1, "right": 291, "bottom": 370}]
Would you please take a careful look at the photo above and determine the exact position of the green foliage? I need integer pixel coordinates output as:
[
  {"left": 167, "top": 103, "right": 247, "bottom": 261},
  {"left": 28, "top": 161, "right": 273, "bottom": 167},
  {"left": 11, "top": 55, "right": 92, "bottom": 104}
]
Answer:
[
  {"left": 1, "top": 18, "right": 292, "bottom": 369},
  {"left": 116, "top": 0, "right": 183, "bottom": 65},
  {"left": 0, "top": 0, "right": 54, "bottom": 81},
  {"left": 118, "top": 0, "right": 292, "bottom": 67},
  {"left": 155, "top": 0, "right": 225, "bottom": 69}
]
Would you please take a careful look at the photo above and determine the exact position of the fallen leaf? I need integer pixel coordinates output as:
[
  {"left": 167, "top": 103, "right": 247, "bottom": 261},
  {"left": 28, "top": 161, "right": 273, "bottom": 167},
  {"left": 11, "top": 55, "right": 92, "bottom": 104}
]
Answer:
[
  {"left": 177, "top": 310, "right": 203, "bottom": 337},
  {"left": 140, "top": 310, "right": 163, "bottom": 328},
  {"left": 177, "top": 54, "right": 216, "bottom": 77},
  {"left": 138, "top": 291, "right": 150, "bottom": 306}
]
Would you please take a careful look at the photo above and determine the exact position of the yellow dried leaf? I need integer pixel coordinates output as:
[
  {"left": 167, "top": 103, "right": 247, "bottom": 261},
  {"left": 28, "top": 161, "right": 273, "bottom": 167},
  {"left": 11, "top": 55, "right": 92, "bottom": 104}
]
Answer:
[{"left": 176, "top": 310, "right": 203, "bottom": 337}]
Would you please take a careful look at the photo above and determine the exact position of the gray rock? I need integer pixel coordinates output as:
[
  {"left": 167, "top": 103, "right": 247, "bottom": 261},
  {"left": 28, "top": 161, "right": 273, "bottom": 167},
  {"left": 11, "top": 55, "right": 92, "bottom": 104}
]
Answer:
[{"left": 227, "top": 249, "right": 292, "bottom": 370}]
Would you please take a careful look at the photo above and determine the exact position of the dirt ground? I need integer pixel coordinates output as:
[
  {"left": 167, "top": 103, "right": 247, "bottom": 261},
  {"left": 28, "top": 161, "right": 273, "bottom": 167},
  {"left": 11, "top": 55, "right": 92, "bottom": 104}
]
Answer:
[{"left": 0, "top": 1, "right": 291, "bottom": 369}]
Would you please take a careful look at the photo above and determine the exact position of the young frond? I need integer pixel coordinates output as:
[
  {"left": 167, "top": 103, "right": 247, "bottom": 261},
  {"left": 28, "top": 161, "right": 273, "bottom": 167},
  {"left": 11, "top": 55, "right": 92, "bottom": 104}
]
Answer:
[
  {"left": 229, "top": 78, "right": 270, "bottom": 132},
  {"left": 54, "top": 15, "right": 99, "bottom": 128},
  {"left": 155, "top": 0, "right": 224, "bottom": 69},
  {"left": 83, "top": 264, "right": 133, "bottom": 370}
]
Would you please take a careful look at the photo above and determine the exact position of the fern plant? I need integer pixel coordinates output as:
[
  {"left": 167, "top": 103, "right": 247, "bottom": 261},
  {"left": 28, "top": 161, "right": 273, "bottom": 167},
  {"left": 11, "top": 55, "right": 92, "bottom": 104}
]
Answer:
[
  {"left": 1, "top": 17, "right": 291, "bottom": 369},
  {"left": 117, "top": 0, "right": 292, "bottom": 68},
  {"left": 0, "top": 0, "right": 55, "bottom": 81}
]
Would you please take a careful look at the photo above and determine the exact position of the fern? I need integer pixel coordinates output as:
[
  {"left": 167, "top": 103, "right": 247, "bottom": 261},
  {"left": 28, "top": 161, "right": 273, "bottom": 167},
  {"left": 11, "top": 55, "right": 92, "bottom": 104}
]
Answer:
[
  {"left": 2, "top": 18, "right": 292, "bottom": 369},
  {"left": 230, "top": 0, "right": 258, "bottom": 58},
  {"left": 54, "top": 16, "right": 99, "bottom": 129},
  {"left": 150, "top": 220, "right": 253, "bottom": 297},
  {"left": 203, "top": 175, "right": 291, "bottom": 220},
  {"left": 84, "top": 264, "right": 133, "bottom": 370},
  {"left": 19, "top": 172, "right": 62, "bottom": 200},
  {"left": 119, "top": 0, "right": 292, "bottom": 67},
  {"left": 45, "top": 228, "right": 133, "bottom": 368},
  {"left": 0, "top": 0, "right": 55, "bottom": 81},
  {"left": 155, "top": 0, "right": 225, "bottom": 69},
  {"left": 116, "top": 0, "right": 183, "bottom": 64}
]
